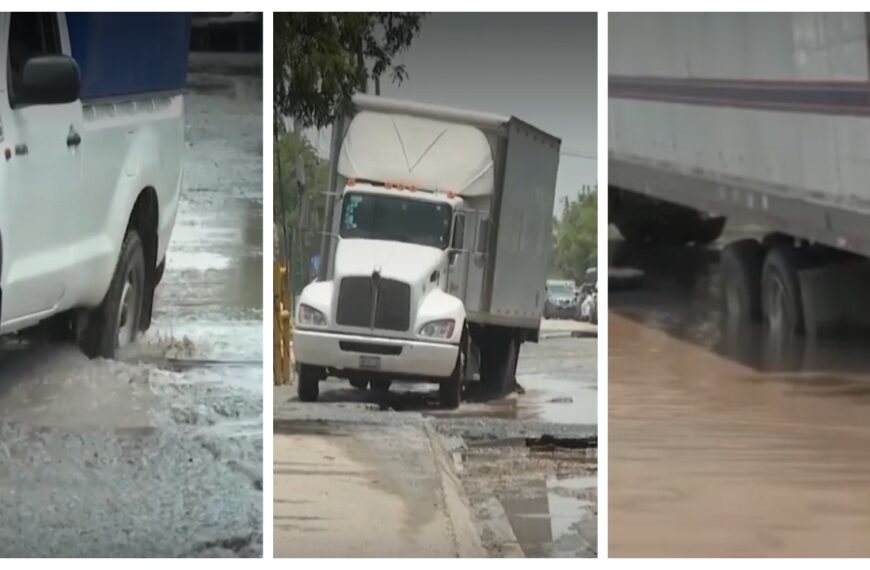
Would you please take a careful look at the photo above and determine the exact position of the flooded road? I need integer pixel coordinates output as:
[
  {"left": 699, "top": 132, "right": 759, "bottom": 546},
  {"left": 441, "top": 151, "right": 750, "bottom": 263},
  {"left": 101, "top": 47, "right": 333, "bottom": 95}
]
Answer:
[
  {"left": 276, "top": 319, "right": 597, "bottom": 557},
  {"left": 609, "top": 234, "right": 870, "bottom": 557},
  {"left": 0, "top": 53, "right": 263, "bottom": 557}
]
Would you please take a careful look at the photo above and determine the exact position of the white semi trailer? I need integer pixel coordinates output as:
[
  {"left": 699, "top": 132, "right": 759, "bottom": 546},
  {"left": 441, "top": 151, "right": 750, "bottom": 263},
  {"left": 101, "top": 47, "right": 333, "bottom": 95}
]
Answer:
[
  {"left": 610, "top": 12, "right": 870, "bottom": 337},
  {"left": 293, "top": 95, "right": 560, "bottom": 408}
]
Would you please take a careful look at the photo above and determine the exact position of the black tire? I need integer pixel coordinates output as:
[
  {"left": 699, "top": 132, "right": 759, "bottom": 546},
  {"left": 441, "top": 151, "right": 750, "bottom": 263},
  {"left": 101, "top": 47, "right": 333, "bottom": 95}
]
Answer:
[
  {"left": 721, "top": 239, "right": 764, "bottom": 323},
  {"left": 370, "top": 380, "right": 391, "bottom": 393},
  {"left": 761, "top": 245, "right": 806, "bottom": 336},
  {"left": 478, "top": 330, "right": 519, "bottom": 397},
  {"left": 439, "top": 350, "right": 463, "bottom": 409},
  {"left": 78, "top": 230, "right": 146, "bottom": 359},
  {"left": 297, "top": 364, "right": 322, "bottom": 402},
  {"left": 440, "top": 329, "right": 470, "bottom": 409},
  {"left": 349, "top": 378, "right": 368, "bottom": 390}
]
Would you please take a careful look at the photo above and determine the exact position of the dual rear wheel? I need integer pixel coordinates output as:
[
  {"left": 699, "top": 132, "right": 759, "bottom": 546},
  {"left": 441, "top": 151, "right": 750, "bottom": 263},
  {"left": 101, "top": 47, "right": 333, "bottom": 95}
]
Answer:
[{"left": 721, "top": 238, "right": 806, "bottom": 336}]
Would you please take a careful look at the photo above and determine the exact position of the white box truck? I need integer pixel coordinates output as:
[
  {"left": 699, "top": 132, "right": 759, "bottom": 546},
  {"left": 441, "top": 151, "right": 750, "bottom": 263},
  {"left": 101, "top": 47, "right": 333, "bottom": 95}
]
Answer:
[
  {"left": 293, "top": 95, "right": 561, "bottom": 408},
  {"left": 610, "top": 13, "right": 870, "bottom": 337},
  {"left": 0, "top": 13, "right": 188, "bottom": 357}
]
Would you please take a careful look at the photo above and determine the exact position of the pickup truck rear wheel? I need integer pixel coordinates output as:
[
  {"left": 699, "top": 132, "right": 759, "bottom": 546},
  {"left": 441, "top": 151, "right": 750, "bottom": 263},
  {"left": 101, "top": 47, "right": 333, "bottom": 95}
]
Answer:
[
  {"left": 78, "top": 230, "right": 146, "bottom": 359},
  {"left": 349, "top": 378, "right": 368, "bottom": 390},
  {"left": 297, "top": 364, "right": 322, "bottom": 402}
]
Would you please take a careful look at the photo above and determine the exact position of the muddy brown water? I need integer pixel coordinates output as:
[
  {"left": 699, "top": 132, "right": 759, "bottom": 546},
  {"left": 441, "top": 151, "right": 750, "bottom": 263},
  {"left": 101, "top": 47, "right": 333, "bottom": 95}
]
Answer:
[{"left": 610, "top": 238, "right": 870, "bottom": 557}]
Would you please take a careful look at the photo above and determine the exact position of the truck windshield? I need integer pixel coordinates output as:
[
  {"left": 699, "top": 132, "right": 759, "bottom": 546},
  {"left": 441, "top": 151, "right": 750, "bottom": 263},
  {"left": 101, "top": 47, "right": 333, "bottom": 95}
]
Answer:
[{"left": 340, "top": 192, "right": 452, "bottom": 249}]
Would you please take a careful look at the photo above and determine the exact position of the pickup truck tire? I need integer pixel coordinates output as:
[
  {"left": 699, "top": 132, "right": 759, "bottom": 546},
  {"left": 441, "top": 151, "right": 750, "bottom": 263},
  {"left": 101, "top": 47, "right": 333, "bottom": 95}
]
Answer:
[
  {"left": 78, "top": 230, "right": 146, "bottom": 359},
  {"left": 349, "top": 378, "right": 368, "bottom": 390},
  {"left": 370, "top": 380, "right": 391, "bottom": 393},
  {"left": 297, "top": 364, "right": 322, "bottom": 402},
  {"left": 721, "top": 239, "right": 764, "bottom": 323},
  {"left": 761, "top": 244, "right": 806, "bottom": 337}
]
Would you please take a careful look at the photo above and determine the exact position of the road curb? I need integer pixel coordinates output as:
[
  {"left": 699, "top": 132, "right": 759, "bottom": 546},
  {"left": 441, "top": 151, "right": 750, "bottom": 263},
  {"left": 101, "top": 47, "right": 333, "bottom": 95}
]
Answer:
[
  {"left": 425, "top": 423, "right": 524, "bottom": 558},
  {"left": 423, "top": 422, "right": 500, "bottom": 558}
]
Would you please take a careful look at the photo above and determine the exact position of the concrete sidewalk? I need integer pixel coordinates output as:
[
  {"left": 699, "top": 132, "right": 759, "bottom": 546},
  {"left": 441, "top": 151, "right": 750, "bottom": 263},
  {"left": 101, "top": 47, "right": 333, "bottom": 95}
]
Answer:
[{"left": 273, "top": 392, "right": 487, "bottom": 557}]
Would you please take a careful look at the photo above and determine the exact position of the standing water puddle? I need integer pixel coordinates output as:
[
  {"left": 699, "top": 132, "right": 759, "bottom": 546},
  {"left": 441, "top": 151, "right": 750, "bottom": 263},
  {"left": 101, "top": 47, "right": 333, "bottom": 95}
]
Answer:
[{"left": 459, "top": 439, "right": 597, "bottom": 557}]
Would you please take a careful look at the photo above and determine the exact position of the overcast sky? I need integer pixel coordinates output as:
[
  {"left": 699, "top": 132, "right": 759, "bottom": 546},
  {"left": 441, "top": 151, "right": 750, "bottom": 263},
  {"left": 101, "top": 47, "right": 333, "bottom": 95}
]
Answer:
[{"left": 306, "top": 13, "right": 597, "bottom": 215}]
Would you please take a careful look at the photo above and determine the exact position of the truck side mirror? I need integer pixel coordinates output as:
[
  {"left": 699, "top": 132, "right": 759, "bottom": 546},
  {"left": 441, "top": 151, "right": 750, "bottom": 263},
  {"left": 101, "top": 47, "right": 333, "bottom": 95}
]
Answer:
[{"left": 14, "top": 55, "right": 81, "bottom": 107}]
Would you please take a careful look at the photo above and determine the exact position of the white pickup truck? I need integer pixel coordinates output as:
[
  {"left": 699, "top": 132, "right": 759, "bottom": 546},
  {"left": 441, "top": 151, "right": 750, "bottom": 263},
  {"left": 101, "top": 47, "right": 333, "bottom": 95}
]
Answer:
[
  {"left": 0, "top": 12, "right": 188, "bottom": 357},
  {"left": 294, "top": 95, "right": 560, "bottom": 408}
]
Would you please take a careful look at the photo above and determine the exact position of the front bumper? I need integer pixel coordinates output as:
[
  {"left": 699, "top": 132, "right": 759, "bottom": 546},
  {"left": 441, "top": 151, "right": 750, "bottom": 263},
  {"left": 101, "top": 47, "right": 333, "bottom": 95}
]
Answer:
[{"left": 293, "top": 328, "right": 459, "bottom": 379}]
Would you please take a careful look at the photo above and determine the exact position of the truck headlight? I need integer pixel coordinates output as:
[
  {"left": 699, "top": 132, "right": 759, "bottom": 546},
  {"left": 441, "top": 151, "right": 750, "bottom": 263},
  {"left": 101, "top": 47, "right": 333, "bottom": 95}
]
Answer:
[
  {"left": 419, "top": 319, "right": 455, "bottom": 339},
  {"left": 297, "top": 304, "right": 327, "bottom": 327}
]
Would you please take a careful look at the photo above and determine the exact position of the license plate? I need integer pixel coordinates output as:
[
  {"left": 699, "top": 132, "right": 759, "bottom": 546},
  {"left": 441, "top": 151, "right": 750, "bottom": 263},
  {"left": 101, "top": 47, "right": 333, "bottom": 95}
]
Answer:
[{"left": 359, "top": 355, "right": 381, "bottom": 370}]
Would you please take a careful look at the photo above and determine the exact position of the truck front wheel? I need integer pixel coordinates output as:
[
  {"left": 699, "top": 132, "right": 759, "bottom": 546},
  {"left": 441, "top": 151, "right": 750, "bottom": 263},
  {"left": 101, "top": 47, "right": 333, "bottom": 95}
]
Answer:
[
  {"left": 78, "top": 229, "right": 146, "bottom": 359},
  {"left": 297, "top": 364, "right": 323, "bottom": 402},
  {"left": 439, "top": 355, "right": 463, "bottom": 409}
]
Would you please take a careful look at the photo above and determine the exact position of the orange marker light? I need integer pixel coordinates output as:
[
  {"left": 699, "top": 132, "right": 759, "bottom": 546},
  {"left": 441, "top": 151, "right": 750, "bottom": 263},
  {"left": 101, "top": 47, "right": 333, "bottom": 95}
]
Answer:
[{"left": 347, "top": 178, "right": 356, "bottom": 187}]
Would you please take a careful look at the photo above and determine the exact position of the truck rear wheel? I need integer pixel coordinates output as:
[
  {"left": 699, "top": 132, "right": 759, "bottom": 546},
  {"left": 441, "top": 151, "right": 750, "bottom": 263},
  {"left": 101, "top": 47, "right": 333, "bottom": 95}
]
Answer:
[
  {"left": 78, "top": 230, "right": 146, "bottom": 359},
  {"left": 479, "top": 331, "right": 519, "bottom": 397},
  {"left": 761, "top": 245, "right": 806, "bottom": 337},
  {"left": 370, "top": 380, "right": 391, "bottom": 393},
  {"left": 721, "top": 239, "right": 763, "bottom": 323},
  {"left": 349, "top": 378, "right": 368, "bottom": 390},
  {"left": 297, "top": 364, "right": 323, "bottom": 402}
]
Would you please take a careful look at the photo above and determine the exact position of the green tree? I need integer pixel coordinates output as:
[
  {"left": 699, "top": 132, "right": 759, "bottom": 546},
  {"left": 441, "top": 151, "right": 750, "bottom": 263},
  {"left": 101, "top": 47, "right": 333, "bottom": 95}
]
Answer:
[
  {"left": 553, "top": 188, "right": 597, "bottom": 281},
  {"left": 274, "top": 13, "right": 425, "bottom": 129}
]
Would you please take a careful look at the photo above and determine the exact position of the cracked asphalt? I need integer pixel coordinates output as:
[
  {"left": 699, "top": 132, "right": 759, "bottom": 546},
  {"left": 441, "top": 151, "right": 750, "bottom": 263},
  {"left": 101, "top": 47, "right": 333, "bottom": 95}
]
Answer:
[{"left": 0, "top": 52, "right": 263, "bottom": 557}]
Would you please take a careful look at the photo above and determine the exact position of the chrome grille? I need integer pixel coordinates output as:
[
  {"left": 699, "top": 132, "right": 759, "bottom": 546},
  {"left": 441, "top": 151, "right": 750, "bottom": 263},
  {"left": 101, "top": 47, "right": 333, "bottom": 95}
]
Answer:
[{"left": 336, "top": 276, "right": 411, "bottom": 332}]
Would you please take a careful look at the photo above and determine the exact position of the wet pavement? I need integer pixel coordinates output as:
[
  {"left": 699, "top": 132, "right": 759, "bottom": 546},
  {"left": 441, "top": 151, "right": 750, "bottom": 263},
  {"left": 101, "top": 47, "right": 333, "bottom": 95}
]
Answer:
[
  {"left": 609, "top": 230, "right": 870, "bottom": 557},
  {"left": 277, "top": 320, "right": 597, "bottom": 557},
  {"left": 0, "top": 53, "right": 263, "bottom": 557}
]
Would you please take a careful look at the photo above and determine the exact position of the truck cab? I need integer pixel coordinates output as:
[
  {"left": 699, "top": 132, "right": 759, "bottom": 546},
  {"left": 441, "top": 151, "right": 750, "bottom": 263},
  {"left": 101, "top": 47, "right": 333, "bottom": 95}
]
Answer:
[
  {"left": 0, "top": 12, "right": 188, "bottom": 357},
  {"left": 294, "top": 180, "right": 468, "bottom": 406}
]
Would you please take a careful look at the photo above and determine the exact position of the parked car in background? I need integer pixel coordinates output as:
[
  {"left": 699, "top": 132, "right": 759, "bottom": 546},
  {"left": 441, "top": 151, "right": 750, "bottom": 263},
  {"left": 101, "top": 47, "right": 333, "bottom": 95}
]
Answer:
[
  {"left": 545, "top": 279, "right": 577, "bottom": 319},
  {"left": 574, "top": 283, "right": 593, "bottom": 320},
  {"left": 579, "top": 284, "right": 597, "bottom": 324}
]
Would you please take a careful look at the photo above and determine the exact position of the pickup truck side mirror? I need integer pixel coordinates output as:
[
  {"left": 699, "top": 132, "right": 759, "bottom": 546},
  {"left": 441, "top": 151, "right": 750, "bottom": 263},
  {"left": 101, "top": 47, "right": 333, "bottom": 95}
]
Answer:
[{"left": 14, "top": 55, "right": 81, "bottom": 107}]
